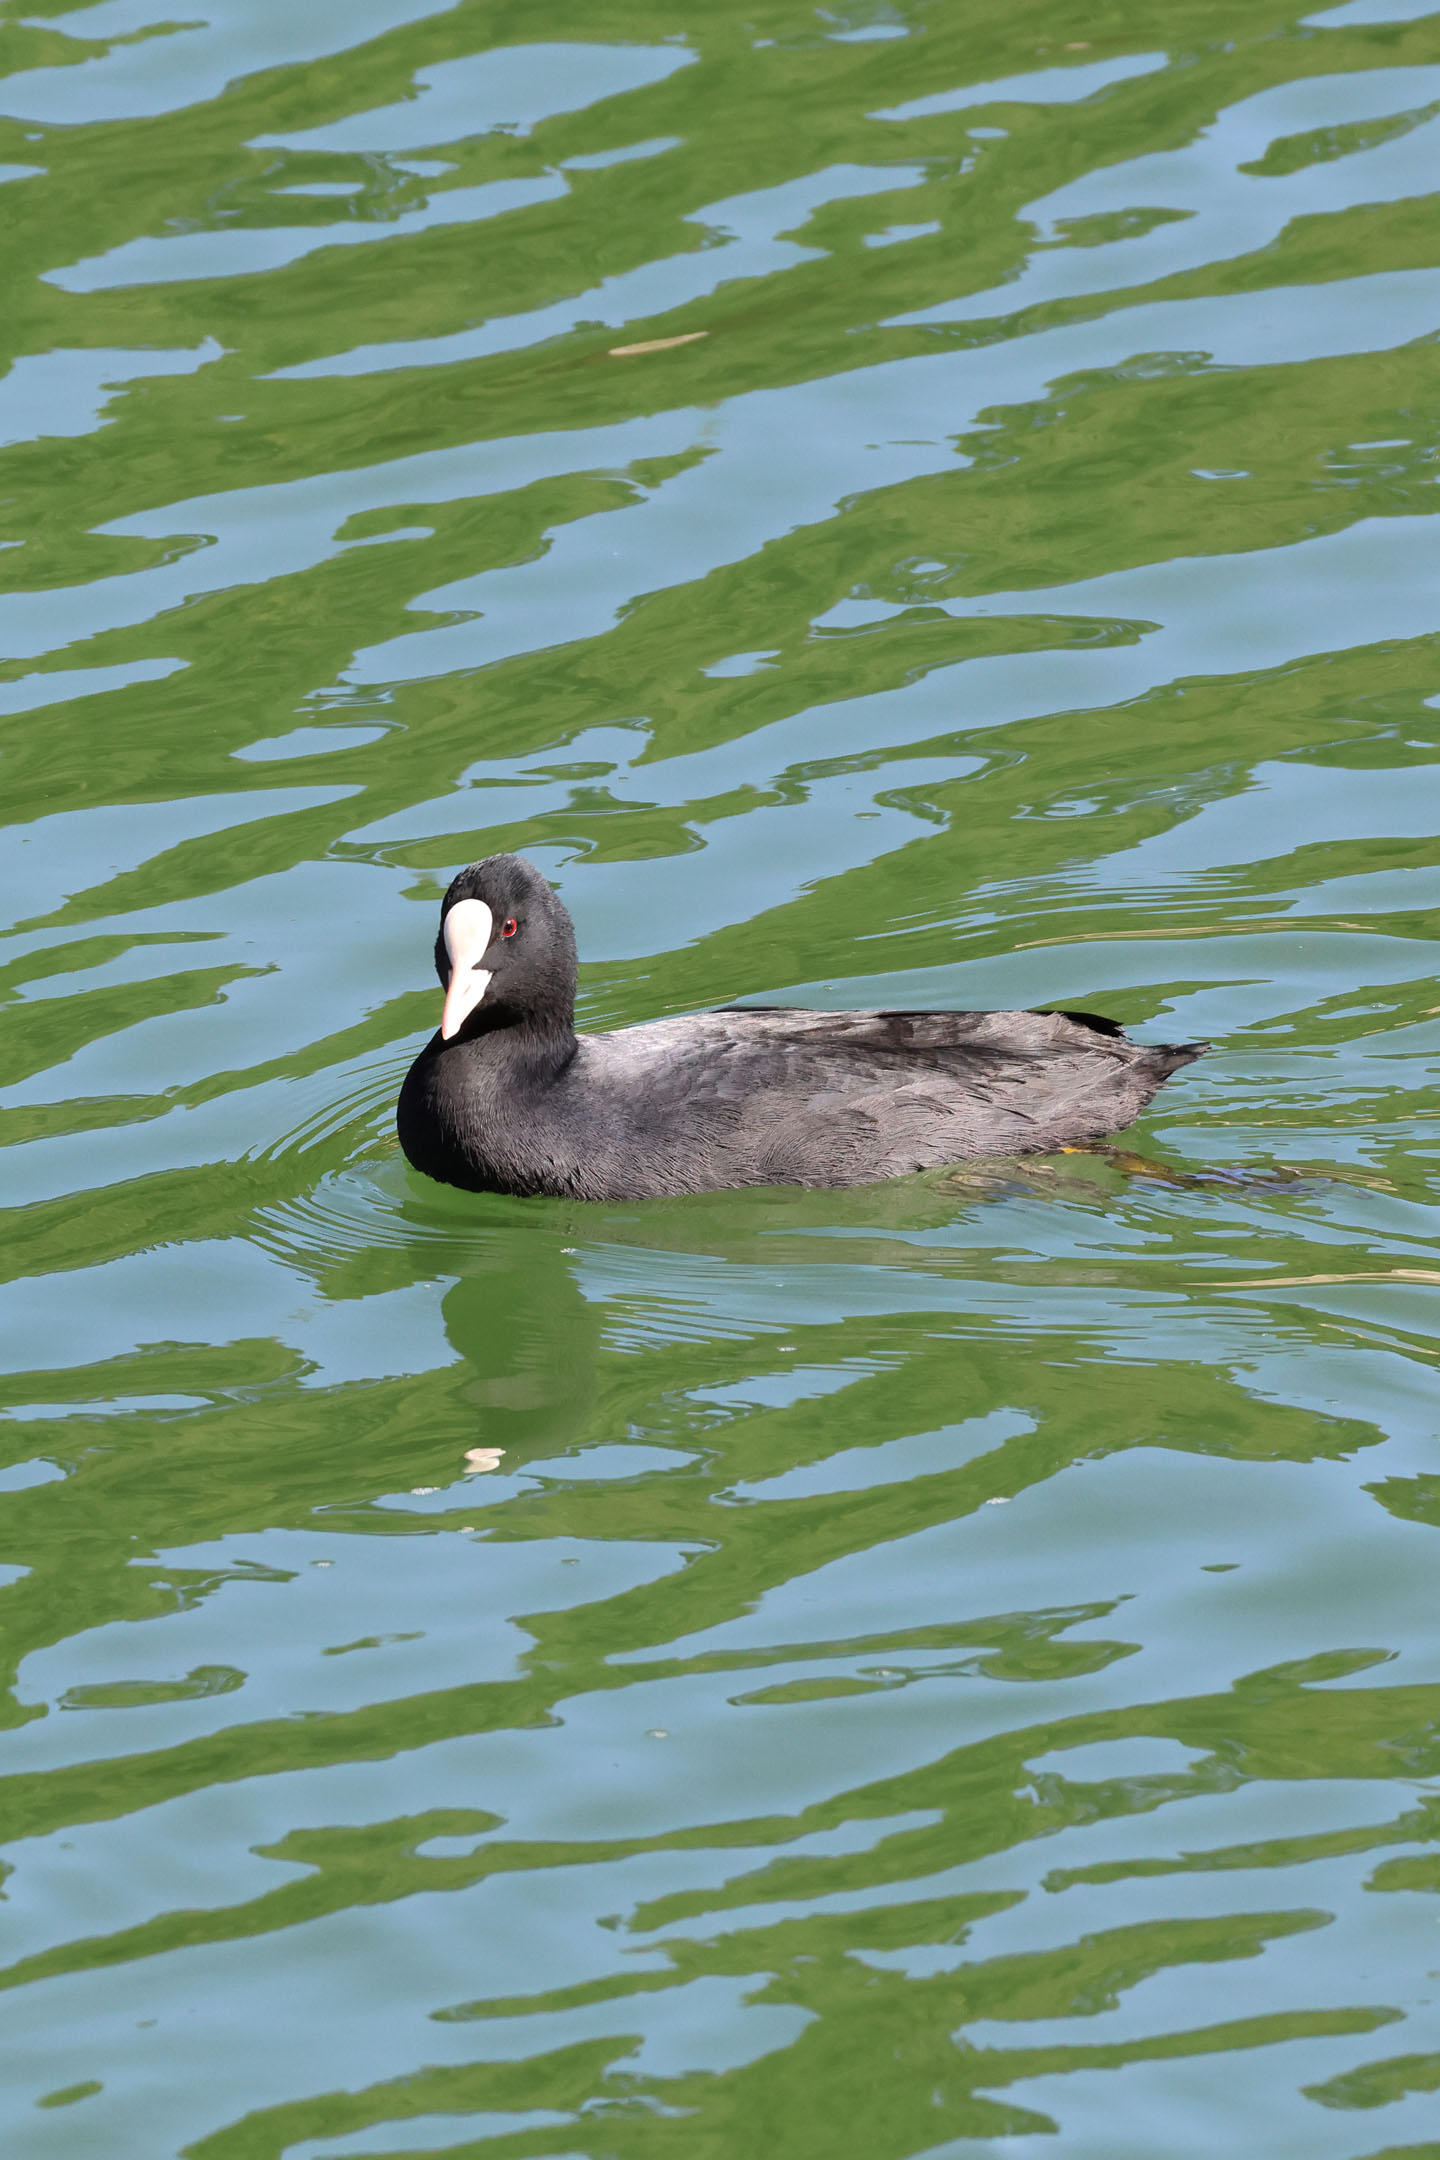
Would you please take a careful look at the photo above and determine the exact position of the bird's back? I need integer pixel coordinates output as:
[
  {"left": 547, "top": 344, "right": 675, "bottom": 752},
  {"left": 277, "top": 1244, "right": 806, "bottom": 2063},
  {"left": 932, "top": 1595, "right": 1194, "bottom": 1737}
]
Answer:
[{"left": 561, "top": 1005, "right": 1204, "bottom": 1195}]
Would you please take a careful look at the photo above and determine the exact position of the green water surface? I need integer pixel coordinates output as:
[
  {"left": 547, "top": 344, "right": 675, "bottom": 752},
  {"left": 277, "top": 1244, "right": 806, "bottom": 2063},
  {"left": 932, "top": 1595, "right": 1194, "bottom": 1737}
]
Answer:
[{"left": 6, "top": 1, "right": 1440, "bottom": 2154}]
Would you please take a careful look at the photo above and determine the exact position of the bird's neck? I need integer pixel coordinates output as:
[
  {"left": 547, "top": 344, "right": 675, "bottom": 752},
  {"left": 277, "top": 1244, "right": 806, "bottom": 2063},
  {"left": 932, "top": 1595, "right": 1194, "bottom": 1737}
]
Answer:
[{"left": 452, "top": 1003, "right": 577, "bottom": 1087}]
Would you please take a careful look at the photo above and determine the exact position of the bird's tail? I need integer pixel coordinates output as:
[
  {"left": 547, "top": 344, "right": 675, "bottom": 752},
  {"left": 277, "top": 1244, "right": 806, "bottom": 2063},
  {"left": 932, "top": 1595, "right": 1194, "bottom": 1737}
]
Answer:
[{"left": 1147, "top": 1040, "right": 1209, "bottom": 1076}]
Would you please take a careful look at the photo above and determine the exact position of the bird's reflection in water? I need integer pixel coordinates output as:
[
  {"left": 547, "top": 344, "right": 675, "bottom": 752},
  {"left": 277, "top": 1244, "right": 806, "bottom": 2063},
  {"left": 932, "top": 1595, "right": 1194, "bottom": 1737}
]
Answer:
[
  {"left": 399, "top": 1139, "right": 1318, "bottom": 1496},
  {"left": 438, "top": 1230, "right": 602, "bottom": 1466}
]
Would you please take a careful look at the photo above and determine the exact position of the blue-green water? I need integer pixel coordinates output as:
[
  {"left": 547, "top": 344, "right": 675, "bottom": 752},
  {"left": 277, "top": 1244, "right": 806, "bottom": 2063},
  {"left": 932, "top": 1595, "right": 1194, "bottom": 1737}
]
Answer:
[{"left": 7, "top": 1, "right": 1440, "bottom": 2153}]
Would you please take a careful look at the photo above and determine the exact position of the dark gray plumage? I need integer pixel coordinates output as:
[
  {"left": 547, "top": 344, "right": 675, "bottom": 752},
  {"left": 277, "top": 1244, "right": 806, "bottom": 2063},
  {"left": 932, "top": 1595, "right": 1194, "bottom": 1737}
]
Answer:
[{"left": 396, "top": 855, "right": 1205, "bottom": 1200}]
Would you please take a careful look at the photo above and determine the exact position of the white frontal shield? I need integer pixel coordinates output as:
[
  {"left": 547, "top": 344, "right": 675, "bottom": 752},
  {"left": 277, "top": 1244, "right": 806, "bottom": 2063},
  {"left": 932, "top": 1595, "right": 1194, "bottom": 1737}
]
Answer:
[{"left": 440, "top": 899, "right": 494, "bottom": 1039}]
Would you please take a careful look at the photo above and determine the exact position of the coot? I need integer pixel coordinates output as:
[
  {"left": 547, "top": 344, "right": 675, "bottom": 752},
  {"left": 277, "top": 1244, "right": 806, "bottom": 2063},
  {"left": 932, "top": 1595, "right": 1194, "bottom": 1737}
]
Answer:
[{"left": 397, "top": 854, "right": 1204, "bottom": 1199}]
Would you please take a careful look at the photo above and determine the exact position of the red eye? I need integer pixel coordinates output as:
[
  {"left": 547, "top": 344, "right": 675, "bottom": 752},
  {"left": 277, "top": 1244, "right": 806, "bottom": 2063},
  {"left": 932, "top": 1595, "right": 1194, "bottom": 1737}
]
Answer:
[{"left": 501, "top": 917, "right": 517, "bottom": 939}]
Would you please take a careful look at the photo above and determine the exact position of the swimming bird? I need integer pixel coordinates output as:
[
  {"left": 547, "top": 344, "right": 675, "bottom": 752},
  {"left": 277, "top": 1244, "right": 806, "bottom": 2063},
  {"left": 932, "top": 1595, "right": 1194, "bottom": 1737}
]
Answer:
[{"left": 397, "top": 855, "right": 1205, "bottom": 1199}]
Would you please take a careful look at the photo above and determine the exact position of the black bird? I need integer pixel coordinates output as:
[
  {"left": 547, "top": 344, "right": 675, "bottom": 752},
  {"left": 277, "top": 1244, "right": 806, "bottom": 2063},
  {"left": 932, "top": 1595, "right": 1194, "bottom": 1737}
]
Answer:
[{"left": 397, "top": 854, "right": 1205, "bottom": 1199}]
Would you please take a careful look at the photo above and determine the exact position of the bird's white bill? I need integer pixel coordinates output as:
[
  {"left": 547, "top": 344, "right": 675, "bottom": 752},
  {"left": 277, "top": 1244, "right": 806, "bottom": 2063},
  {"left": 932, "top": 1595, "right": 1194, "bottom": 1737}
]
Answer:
[{"left": 440, "top": 898, "right": 494, "bottom": 1039}]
